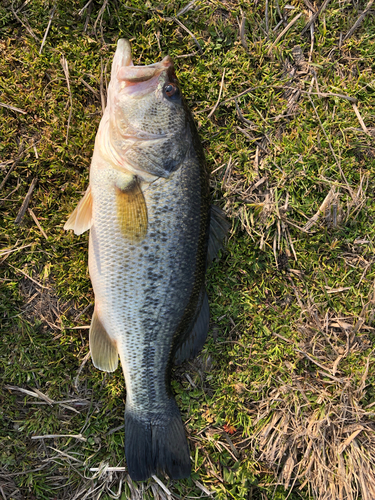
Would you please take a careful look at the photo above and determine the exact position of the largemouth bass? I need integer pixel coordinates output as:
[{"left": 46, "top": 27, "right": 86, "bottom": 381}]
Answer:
[{"left": 65, "top": 39, "right": 228, "bottom": 481}]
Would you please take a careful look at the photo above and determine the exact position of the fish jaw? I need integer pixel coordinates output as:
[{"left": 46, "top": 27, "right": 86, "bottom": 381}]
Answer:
[
  {"left": 110, "top": 39, "right": 133, "bottom": 80},
  {"left": 93, "top": 39, "right": 189, "bottom": 180},
  {"left": 110, "top": 39, "right": 176, "bottom": 107}
]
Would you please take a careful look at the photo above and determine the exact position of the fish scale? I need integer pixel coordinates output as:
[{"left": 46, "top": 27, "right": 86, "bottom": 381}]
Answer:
[{"left": 89, "top": 151, "right": 208, "bottom": 405}]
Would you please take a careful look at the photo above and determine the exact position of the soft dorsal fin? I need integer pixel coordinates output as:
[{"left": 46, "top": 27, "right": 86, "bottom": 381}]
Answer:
[
  {"left": 64, "top": 186, "right": 93, "bottom": 235},
  {"left": 207, "top": 205, "right": 231, "bottom": 265},
  {"left": 115, "top": 177, "right": 148, "bottom": 243},
  {"left": 174, "top": 290, "right": 210, "bottom": 365},
  {"left": 89, "top": 308, "right": 118, "bottom": 372}
]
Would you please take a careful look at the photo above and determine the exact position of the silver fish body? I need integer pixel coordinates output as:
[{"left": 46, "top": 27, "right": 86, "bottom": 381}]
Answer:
[{"left": 65, "top": 40, "right": 214, "bottom": 480}]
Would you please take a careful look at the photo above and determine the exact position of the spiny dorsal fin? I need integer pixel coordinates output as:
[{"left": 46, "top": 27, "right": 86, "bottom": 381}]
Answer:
[
  {"left": 89, "top": 309, "right": 118, "bottom": 372},
  {"left": 115, "top": 177, "right": 148, "bottom": 243},
  {"left": 64, "top": 186, "right": 93, "bottom": 235},
  {"left": 207, "top": 205, "right": 231, "bottom": 265}
]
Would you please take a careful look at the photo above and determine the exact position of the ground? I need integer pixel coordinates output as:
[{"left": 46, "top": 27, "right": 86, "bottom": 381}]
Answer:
[{"left": 1, "top": 1, "right": 375, "bottom": 499}]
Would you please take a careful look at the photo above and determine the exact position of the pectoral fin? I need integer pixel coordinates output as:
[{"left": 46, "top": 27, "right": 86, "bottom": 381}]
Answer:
[
  {"left": 116, "top": 177, "right": 148, "bottom": 243},
  {"left": 89, "top": 309, "right": 118, "bottom": 372},
  {"left": 64, "top": 186, "right": 93, "bottom": 235}
]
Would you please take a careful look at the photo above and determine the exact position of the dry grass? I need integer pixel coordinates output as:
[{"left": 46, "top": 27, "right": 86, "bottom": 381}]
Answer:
[{"left": 250, "top": 291, "right": 375, "bottom": 499}]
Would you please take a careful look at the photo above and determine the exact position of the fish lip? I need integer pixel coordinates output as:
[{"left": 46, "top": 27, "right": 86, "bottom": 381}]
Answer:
[{"left": 117, "top": 55, "right": 173, "bottom": 83}]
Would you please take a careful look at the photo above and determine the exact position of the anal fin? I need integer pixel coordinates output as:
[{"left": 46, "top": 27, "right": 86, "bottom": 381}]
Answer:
[
  {"left": 89, "top": 309, "right": 118, "bottom": 372},
  {"left": 64, "top": 186, "right": 93, "bottom": 235},
  {"left": 174, "top": 290, "right": 210, "bottom": 365}
]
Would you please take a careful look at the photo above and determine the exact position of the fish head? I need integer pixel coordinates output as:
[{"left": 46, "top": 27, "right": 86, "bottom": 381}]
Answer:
[{"left": 104, "top": 39, "right": 191, "bottom": 178}]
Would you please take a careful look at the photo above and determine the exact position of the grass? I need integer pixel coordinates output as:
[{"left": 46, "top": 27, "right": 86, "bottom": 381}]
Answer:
[{"left": 1, "top": 0, "right": 375, "bottom": 498}]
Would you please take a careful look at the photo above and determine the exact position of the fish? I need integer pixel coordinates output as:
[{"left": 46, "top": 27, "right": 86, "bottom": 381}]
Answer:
[{"left": 64, "top": 39, "right": 229, "bottom": 481}]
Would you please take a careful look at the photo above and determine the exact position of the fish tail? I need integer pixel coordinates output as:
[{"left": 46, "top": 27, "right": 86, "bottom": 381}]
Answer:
[{"left": 125, "top": 401, "right": 191, "bottom": 481}]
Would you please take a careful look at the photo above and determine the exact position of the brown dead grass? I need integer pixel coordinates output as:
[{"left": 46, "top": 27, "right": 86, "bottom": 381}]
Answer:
[{"left": 250, "top": 290, "right": 375, "bottom": 500}]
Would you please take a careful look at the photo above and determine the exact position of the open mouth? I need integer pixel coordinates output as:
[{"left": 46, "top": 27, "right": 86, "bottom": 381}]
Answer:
[{"left": 112, "top": 39, "right": 174, "bottom": 94}]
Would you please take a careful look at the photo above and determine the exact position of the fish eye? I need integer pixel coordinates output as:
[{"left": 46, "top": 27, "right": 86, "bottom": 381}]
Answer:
[{"left": 163, "top": 83, "right": 180, "bottom": 100}]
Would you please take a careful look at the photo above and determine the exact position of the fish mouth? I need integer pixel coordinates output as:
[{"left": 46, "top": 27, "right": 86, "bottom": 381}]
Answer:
[{"left": 112, "top": 39, "right": 175, "bottom": 96}]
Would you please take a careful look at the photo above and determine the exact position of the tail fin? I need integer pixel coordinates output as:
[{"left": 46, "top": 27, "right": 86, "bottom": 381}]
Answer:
[{"left": 125, "top": 401, "right": 191, "bottom": 481}]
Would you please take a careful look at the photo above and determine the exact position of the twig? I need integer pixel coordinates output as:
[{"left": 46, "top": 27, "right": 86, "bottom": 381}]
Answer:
[
  {"left": 303, "top": 0, "right": 317, "bottom": 13},
  {"left": 60, "top": 57, "right": 73, "bottom": 145},
  {"left": 175, "top": 50, "right": 199, "bottom": 58},
  {"left": 0, "top": 101, "right": 27, "bottom": 114},
  {"left": 46, "top": 446, "right": 84, "bottom": 464},
  {"left": 185, "top": 372, "right": 196, "bottom": 388},
  {"left": 295, "top": 349, "right": 333, "bottom": 373},
  {"left": 211, "top": 163, "right": 226, "bottom": 174},
  {"left": 4, "top": 385, "right": 43, "bottom": 398},
  {"left": 286, "top": 226, "right": 297, "bottom": 261},
  {"left": 302, "top": 187, "right": 336, "bottom": 231},
  {"left": 173, "top": 18, "right": 203, "bottom": 54},
  {"left": 15, "top": 177, "right": 38, "bottom": 224},
  {"left": 176, "top": 0, "right": 197, "bottom": 18},
  {"left": 282, "top": 87, "right": 357, "bottom": 103},
  {"left": 324, "top": 286, "right": 351, "bottom": 294},
  {"left": 74, "top": 303, "right": 93, "bottom": 321},
  {"left": 239, "top": 12, "right": 249, "bottom": 51},
  {"left": 28, "top": 208, "right": 48, "bottom": 240},
  {"left": 207, "top": 69, "right": 226, "bottom": 119},
  {"left": 222, "top": 432, "right": 239, "bottom": 459},
  {"left": 31, "top": 434, "right": 86, "bottom": 441},
  {"left": 235, "top": 98, "right": 257, "bottom": 127},
  {"left": 11, "top": 1, "right": 39, "bottom": 41},
  {"left": 268, "top": 12, "right": 303, "bottom": 54},
  {"left": 236, "top": 127, "right": 268, "bottom": 153},
  {"left": 193, "top": 480, "right": 214, "bottom": 496},
  {"left": 4, "top": 385, "right": 80, "bottom": 413},
  {"left": 151, "top": 475, "right": 172, "bottom": 496},
  {"left": 89, "top": 466, "right": 126, "bottom": 472},
  {"left": 343, "top": 0, "right": 375, "bottom": 41},
  {"left": 83, "top": 4, "right": 92, "bottom": 33},
  {"left": 0, "top": 244, "right": 32, "bottom": 257},
  {"left": 39, "top": 3, "right": 57, "bottom": 54},
  {"left": 274, "top": 332, "right": 294, "bottom": 344},
  {"left": 317, "top": 370, "right": 345, "bottom": 382},
  {"left": 93, "top": 0, "right": 108, "bottom": 36},
  {"left": 0, "top": 159, "right": 21, "bottom": 192},
  {"left": 105, "top": 424, "right": 124, "bottom": 436},
  {"left": 67, "top": 325, "right": 90, "bottom": 329},
  {"left": 308, "top": 10, "right": 315, "bottom": 62},
  {"left": 80, "top": 78, "right": 99, "bottom": 98},
  {"left": 352, "top": 103, "right": 370, "bottom": 135},
  {"left": 100, "top": 59, "right": 106, "bottom": 114},
  {"left": 78, "top": 0, "right": 93, "bottom": 16},
  {"left": 301, "top": 0, "right": 331, "bottom": 35},
  {"left": 220, "top": 85, "right": 274, "bottom": 105},
  {"left": 7, "top": 263, "right": 49, "bottom": 290},
  {"left": 222, "top": 155, "right": 233, "bottom": 189},
  {"left": 74, "top": 351, "right": 91, "bottom": 390}
]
